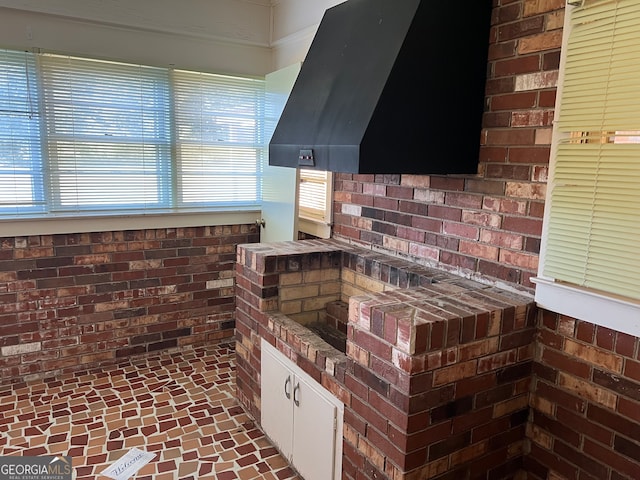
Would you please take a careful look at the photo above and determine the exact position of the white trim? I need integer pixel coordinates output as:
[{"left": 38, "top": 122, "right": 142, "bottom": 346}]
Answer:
[
  {"left": 0, "top": 210, "right": 261, "bottom": 236},
  {"left": 533, "top": 277, "right": 640, "bottom": 336},
  {"left": 298, "top": 217, "right": 331, "bottom": 239}
]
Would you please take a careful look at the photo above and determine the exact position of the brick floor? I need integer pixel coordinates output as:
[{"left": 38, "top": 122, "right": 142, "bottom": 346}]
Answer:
[{"left": 0, "top": 342, "right": 301, "bottom": 480}]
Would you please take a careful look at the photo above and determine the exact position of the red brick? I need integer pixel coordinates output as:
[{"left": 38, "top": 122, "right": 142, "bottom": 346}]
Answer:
[
  {"left": 351, "top": 397, "right": 387, "bottom": 432},
  {"left": 344, "top": 372, "right": 369, "bottom": 402},
  {"left": 519, "top": 30, "right": 563, "bottom": 54},
  {"left": 584, "top": 438, "right": 640, "bottom": 479},
  {"left": 428, "top": 205, "right": 462, "bottom": 222},
  {"left": 491, "top": 92, "right": 538, "bottom": 111},
  {"left": 386, "top": 185, "right": 414, "bottom": 200},
  {"left": 508, "top": 146, "right": 551, "bottom": 163},
  {"left": 396, "top": 227, "right": 425, "bottom": 243},
  {"left": 617, "top": 397, "right": 640, "bottom": 424},
  {"left": 373, "top": 196, "right": 399, "bottom": 211},
  {"left": 459, "top": 241, "right": 499, "bottom": 261},
  {"left": 497, "top": 3, "right": 521, "bottom": 23},
  {"left": 440, "top": 251, "right": 477, "bottom": 272},
  {"left": 362, "top": 183, "right": 387, "bottom": 197},
  {"left": 494, "top": 55, "right": 542, "bottom": 77},
  {"left": 595, "top": 325, "right": 615, "bottom": 351},
  {"left": 539, "top": 89, "right": 557, "bottom": 107},
  {"left": 499, "top": 250, "right": 539, "bottom": 270},
  {"left": 445, "top": 192, "right": 483, "bottom": 209},
  {"left": 364, "top": 424, "right": 407, "bottom": 469},
  {"left": 512, "top": 110, "right": 554, "bottom": 127},
  {"left": 502, "top": 216, "right": 543, "bottom": 236},
  {"left": 523, "top": 0, "right": 565, "bottom": 16},
  {"left": 616, "top": 331, "right": 637, "bottom": 358},
  {"left": 368, "top": 389, "right": 409, "bottom": 431},
  {"left": 443, "top": 222, "right": 479, "bottom": 241},
  {"left": 485, "top": 164, "right": 531, "bottom": 180},
  {"left": 429, "top": 176, "right": 466, "bottom": 191},
  {"left": 499, "top": 17, "right": 545, "bottom": 41},
  {"left": 488, "top": 40, "right": 518, "bottom": 61},
  {"left": 541, "top": 347, "right": 590, "bottom": 379},
  {"left": 412, "top": 217, "right": 443, "bottom": 233},
  {"left": 536, "top": 381, "right": 586, "bottom": 414},
  {"left": 486, "top": 128, "right": 538, "bottom": 146},
  {"left": 351, "top": 193, "right": 375, "bottom": 207},
  {"left": 479, "top": 146, "right": 509, "bottom": 163}
]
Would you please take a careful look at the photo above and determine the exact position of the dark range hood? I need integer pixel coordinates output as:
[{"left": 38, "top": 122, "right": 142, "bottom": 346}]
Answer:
[{"left": 268, "top": 0, "right": 492, "bottom": 175}]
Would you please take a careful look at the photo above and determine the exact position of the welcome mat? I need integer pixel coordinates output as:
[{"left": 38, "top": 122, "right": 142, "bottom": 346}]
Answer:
[{"left": 100, "top": 448, "right": 156, "bottom": 480}]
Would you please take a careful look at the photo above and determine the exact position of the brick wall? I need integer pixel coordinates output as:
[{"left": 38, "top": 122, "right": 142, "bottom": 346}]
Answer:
[
  {"left": 279, "top": 266, "right": 392, "bottom": 323},
  {"left": 326, "top": 0, "right": 640, "bottom": 477},
  {"left": 332, "top": 0, "right": 564, "bottom": 290},
  {"left": 0, "top": 225, "right": 259, "bottom": 386},
  {"left": 528, "top": 312, "right": 640, "bottom": 479}
]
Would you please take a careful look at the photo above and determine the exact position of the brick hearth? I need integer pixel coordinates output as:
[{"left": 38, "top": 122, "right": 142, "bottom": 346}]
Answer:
[{"left": 234, "top": 239, "right": 537, "bottom": 479}]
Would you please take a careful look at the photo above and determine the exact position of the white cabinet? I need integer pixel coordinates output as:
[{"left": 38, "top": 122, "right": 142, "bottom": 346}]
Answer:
[{"left": 261, "top": 339, "right": 343, "bottom": 480}]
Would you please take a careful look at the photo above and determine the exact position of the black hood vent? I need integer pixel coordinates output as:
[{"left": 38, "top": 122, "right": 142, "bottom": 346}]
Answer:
[{"left": 268, "top": 0, "right": 492, "bottom": 175}]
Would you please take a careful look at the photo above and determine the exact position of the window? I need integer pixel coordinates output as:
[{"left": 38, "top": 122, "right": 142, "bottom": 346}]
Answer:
[
  {"left": 298, "top": 168, "right": 332, "bottom": 238},
  {"left": 535, "top": 0, "right": 640, "bottom": 334},
  {"left": 0, "top": 49, "right": 264, "bottom": 219},
  {"left": 0, "top": 50, "right": 43, "bottom": 214},
  {"left": 298, "top": 169, "right": 331, "bottom": 224},
  {"left": 173, "top": 70, "right": 264, "bottom": 207},
  {"left": 40, "top": 54, "right": 172, "bottom": 212}
]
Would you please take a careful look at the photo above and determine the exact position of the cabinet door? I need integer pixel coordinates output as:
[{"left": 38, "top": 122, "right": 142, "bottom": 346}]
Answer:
[
  {"left": 261, "top": 346, "right": 294, "bottom": 460},
  {"left": 292, "top": 374, "right": 338, "bottom": 480}
]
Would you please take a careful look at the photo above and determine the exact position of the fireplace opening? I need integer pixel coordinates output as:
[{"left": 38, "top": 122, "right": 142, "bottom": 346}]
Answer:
[{"left": 276, "top": 248, "right": 428, "bottom": 354}]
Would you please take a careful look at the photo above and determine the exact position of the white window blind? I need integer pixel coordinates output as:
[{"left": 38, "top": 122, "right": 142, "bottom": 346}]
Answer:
[
  {"left": 40, "top": 54, "right": 171, "bottom": 212},
  {"left": 541, "top": 0, "right": 640, "bottom": 302},
  {"left": 0, "top": 48, "right": 264, "bottom": 219},
  {"left": 173, "top": 70, "right": 264, "bottom": 207},
  {"left": 299, "top": 169, "right": 331, "bottom": 223},
  {"left": 0, "top": 49, "right": 43, "bottom": 215}
]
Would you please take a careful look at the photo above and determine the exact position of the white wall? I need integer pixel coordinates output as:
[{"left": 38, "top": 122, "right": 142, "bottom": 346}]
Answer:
[
  {"left": 270, "top": 0, "right": 344, "bottom": 70},
  {"left": 0, "top": 0, "right": 272, "bottom": 76},
  {"left": 0, "top": 0, "right": 346, "bottom": 75}
]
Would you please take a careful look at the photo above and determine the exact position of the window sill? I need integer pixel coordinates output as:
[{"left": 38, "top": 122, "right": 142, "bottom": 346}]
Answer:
[
  {"left": 533, "top": 277, "right": 640, "bottom": 337},
  {"left": 0, "top": 209, "right": 261, "bottom": 237},
  {"left": 298, "top": 216, "right": 331, "bottom": 239}
]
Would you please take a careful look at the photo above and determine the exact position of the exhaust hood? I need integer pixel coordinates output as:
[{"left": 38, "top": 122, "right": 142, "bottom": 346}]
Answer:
[{"left": 268, "top": 0, "right": 492, "bottom": 175}]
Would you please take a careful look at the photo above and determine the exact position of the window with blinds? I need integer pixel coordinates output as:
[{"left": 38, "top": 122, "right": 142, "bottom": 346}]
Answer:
[
  {"left": 40, "top": 55, "right": 172, "bottom": 212},
  {"left": 0, "top": 49, "right": 264, "bottom": 218},
  {"left": 536, "top": 0, "right": 640, "bottom": 327},
  {"left": 298, "top": 169, "right": 331, "bottom": 224},
  {"left": 173, "top": 70, "right": 264, "bottom": 207}
]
